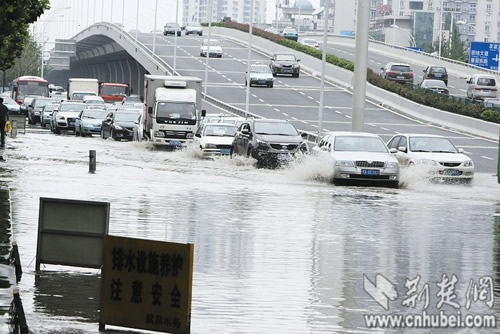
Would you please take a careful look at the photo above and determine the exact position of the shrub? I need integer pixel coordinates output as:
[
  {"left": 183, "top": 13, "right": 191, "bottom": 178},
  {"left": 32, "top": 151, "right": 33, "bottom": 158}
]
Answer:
[{"left": 480, "top": 109, "right": 500, "bottom": 123}]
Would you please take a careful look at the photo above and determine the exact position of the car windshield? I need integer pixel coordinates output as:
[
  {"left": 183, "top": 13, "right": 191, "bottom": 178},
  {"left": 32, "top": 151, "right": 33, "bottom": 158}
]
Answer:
[
  {"left": 251, "top": 66, "right": 271, "bottom": 73},
  {"left": 34, "top": 99, "right": 55, "bottom": 108},
  {"left": 409, "top": 137, "right": 458, "bottom": 153},
  {"left": 60, "top": 103, "right": 86, "bottom": 112},
  {"left": 276, "top": 54, "right": 296, "bottom": 61},
  {"left": 422, "top": 80, "right": 446, "bottom": 88},
  {"left": 73, "top": 92, "right": 96, "bottom": 100},
  {"left": 204, "top": 40, "right": 220, "bottom": 46},
  {"left": 390, "top": 65, "right": 411, "bottom": 72},
  {"left": 115, "top": 112, "right": 140, "bottom": 122},
  {"left": 283, "top": 29, "right": 297, "bottom": 34},
  {"left": 430, "top": 67, "right": 446, "bottom": 73},
  {"left": 203, "top": 125, "right": 237, "bottom": 137},
  {"left": 101, "top": 85, "right": 127, "bottom": 96},
  {"left": 477, "top": 78, "right": 496, "bottom": 86},
  {"left": 156, "top": 102, "right": 196, "bottom": 120},
  {"left": 254, "top": 122, "right": 299, "bottom": 136},
  {"left": 82, "top": 110, "right": 108, "bottom": 119},
  {"left": 43, "top": 104, "right": 58, "bottom": 112},
  {"left": 189, "top": 22, "right": 201, "bottom": 27},
  {"left": 167, "top": 23, "right": 180, "bottom": 28},
  {"left": 334, "top": 136, "right": 389, "bottom": 152},
  {"left": 2, "top": 96, "right": 17, "bottom": 104}
]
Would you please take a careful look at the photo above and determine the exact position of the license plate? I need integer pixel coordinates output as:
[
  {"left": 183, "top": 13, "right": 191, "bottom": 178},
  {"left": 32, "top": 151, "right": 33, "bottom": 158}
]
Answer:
[
  {"left": 283, "top": 69, "right": 292, "bottom": 73},
  {"left": 435, "top": 74, "right": 442, "bottom": 78},
  {"left": 444, "top": 169, "right": 461, "bottom": 176},
  {"left": 397, "top": 76, "right": 405, "bottom": 79},
  {"left": 169, "top": 141, "right": 182, "bottom": 146},
  {"left": 482, "top": 89, "right": 490, "bottom": 92},
  {"left": 361, "top": 169, "right": 380, "bottom": 175},
  {"left": 258, "top": 80, "right": 265, "bottom": 84},
  {"left": 220, "top": 148, "right": 231, "bottom": 154},
  {"left": 69, "top": 122, "right": 75, "bottom": 126},
  {"left": 277, "top": 153, "right": 291, "bottom": 160}
]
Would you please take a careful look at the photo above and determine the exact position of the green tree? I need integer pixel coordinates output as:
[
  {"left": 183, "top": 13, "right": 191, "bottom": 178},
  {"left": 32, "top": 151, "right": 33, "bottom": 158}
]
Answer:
[
  {"left": 0, "top": 0, "right": 50, "bottom": 71},
  {"left": 5, "top": 34, "right": 43, "bottom": 83}
]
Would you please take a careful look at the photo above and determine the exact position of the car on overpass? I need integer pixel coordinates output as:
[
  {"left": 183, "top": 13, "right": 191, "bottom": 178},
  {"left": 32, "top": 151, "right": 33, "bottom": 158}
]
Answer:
[
  {"left": 200, "top": 39, "right": 223, "bottom": 57},
  {"left": 386, "top": 134, "right": 474, "bottom": 183},
  {"left": 420, "top": 79, "right": 449, "bottom": 95},
  {"left": 185, "top": 22, "right": 203, "bottom": 36},
  {"left": 246, "top": 63, "right": 274, "bottom": 88},
  {"left": 311, "top": 132, "right": 400, "bottom": 188},
  {"left": 163, "top": 22, "right": 181, "bottom": 36},
  {"left": 282, "top": 27, "right": 298, "bottom": 41},
  {"left": 380, "top": 62, "right": 414, "bottom": 84},
  {"left": 422, "top": 66, "right": 448, "bottom": 86},
  {"left": 466, "top": 74, "right": 498, "bottom": 100},
  {"left": 269, "top": 52, "right": 301, "bottom": 78},
  {"left": 299, "top": 38, "right": 319, "bottom": 49}
]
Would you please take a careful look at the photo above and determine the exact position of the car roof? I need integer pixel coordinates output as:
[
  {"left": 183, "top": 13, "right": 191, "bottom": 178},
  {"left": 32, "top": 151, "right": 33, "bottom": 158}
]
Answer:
[
  {"left": 428, "top": 65, "right": 446, "bottom": 69},
  {"left": 471, "top": 74, "right": 496, "bottom": 79},
  {"left": 324, "top": 131, "right": 381, "bottom": 138},
  {"left": 422, "top": 79, "right": 446, "bottom": 85},
  {"left": 388, "top": 62, "right": 411, "bottom": 67},
  {"left": 393, "top": 133, "right": 445, "bottom": 138},
  {"left": 252, "top": 118, "right": 291, "bottom": 123}
]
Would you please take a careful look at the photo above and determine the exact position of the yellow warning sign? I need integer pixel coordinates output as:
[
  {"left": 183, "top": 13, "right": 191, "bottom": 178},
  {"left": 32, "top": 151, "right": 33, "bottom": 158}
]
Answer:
[{"left": 100, "top": 236, "right": 194, "bottom": 333}]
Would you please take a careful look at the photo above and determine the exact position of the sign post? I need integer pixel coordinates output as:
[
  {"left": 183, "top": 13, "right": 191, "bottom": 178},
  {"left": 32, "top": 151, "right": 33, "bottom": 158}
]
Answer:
[{"left": 100, "top": 236, "right": 194, "bottom": 333}]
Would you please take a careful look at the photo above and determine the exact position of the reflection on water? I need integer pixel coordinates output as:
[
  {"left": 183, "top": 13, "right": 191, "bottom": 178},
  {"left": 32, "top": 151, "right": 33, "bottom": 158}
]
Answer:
[{"left": 0, "top": 133, "right": 499, "bottom": 333}]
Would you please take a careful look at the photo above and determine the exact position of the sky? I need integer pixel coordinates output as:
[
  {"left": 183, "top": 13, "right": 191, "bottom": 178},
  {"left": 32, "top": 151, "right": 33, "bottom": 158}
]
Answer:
[{"left": 33, "top": 0, "right": 322, "bottom": 50}]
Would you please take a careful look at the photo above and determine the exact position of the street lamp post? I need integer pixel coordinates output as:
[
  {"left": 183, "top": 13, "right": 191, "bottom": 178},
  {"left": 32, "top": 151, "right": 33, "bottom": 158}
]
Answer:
[
  {"left": 152, "top": 0, "right": 158, "bottom": 55},
  {"left": 438, "top": 0, "right": 443, "bottom": 57},
  {"left": 390, "top": 24, "right": 416, "bottom": 47},
  {"left": 173, "top": 0, "right": 179, "bottom": 71}
]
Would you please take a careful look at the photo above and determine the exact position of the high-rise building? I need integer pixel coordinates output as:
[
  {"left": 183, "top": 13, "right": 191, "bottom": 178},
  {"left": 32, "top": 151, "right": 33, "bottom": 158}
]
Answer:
[{"left": 183, "top": 0, "right": 266, "bottom": 26}]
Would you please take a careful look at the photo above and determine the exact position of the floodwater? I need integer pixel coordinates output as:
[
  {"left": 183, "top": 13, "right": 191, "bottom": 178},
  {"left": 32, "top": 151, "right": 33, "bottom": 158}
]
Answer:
[{"left": 0, "top": 130, "right": 499, "bottom": 333}]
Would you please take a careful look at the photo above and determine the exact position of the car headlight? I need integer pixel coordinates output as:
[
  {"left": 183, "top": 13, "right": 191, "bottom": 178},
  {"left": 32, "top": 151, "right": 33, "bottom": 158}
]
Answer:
[
  {"left": 463, "top": 160, "right": 474, "bottom": 167},
  {"left": 154, "top": 131, "right": 165, "bottom": 137},
  {"left": 335, "top": 160, "right": 354, "bottom": 167},
  {"left": 274, "top": 64, "right": 282, "bottom": 68},
  {"left": 114, "top": 125, "right": 123, "bottom": 130},
  {"left": 57, "top": 116, "right": 65, "bottom": 120},
  {"left": 299, "top": 141, "right": 309, "bottom": 152},
  {"left": 293, "top": 64, "right": 300, "bottom": 68},
  {"left": 205, "top": 143, "right": 217, "bottom": 149},
  {"left": 385, "top": 162, "right": 399, "bottom": 168},
  {"left": 256, "top": 139, "right": 269, "bottom": 148},
  {"left": 418, "top": 159, "right": 438, "bottom": 165},
  {"left": 186, "top": 133, "right": 194, "bottom": 139}
]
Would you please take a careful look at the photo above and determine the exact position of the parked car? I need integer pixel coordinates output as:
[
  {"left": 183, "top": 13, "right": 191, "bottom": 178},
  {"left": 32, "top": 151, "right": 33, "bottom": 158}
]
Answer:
[
  {"left": 380, "top": 62, "right": 414, "bottom": 84},
  {"left": 282, "top": 27, "right": 298, "bottom": 41},
  {"left": 164, "top": 22, "right": 181, "bottom": 36},
  {"left": 1, "top": 96, "right": 21, "bottom": 114},
  {"left": 422, "top": 66, "right": 448, "bottom": 85},
  {"left": 466, "top": 74, "right": 498, "bottom": 100},
  {"left": 231, "top": 119, "right": 309, "bottom": 167},
  {"left": 299, "top": 38, "right": 319, "bottom": 49},
  {"left": 312, "top": 132, "right": 400, "bottom": 187},
  {"left": 420, "top": 79, "right": 449, "bottom": 95},
  {"left": 28, "top": 97, "right": 57, "bottom": 125},
  {"left": 264, "top": 27, "right": 279, "bottom": 34},
  {"left": 101, "top": 110, "right": 141, "bottom": 141},
  {"left": 246, "top": 63, "right": 274, "bottom": 87},
  {"left": 75, "top": 109, "right": 109, "bottom": 136},
  {"left": 194, "top": 123, "right": 238, "bottom": 156},
  {"left": 185, "top": 22, "right": 203, "bottom": 36},
  {"left": 200, "top": 39, "right": 223, "bottom": 57},
  {"left": 269, "top": 52, "right": 300, "bottom": 77},
  {"left": 51, "top": 102, "right": 87, "bottom": 134},
  {"left": 40, "top": 103, "right": 60, "bottom": 128},
  {"left": 387, "top": 134, "right": 474, "bottom": 182}
]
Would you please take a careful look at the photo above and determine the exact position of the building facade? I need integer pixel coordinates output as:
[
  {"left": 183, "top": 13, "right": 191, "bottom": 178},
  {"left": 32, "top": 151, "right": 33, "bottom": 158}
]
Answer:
[{"left": 182, "top": 0, "right": 266, "bottom": 25}]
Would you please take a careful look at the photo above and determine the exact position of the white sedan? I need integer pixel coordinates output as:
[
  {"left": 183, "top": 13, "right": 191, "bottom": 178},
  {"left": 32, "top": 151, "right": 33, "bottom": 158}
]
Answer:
[
  {"left": 194, "top": 123, "right": 238, "bottom": 156},
  {"left": 312, "top": 132, "right": 400, "bottom": 188},
  {"left": 386, "top": 134, "right": 474, "bottom": 182},
  {"left": 200, "top": 39, "right": 223, "bottom": 57}
]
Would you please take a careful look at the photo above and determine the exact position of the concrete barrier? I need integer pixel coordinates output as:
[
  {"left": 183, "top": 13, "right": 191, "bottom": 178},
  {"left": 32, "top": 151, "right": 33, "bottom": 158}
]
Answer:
[{"left": 211, "top": 27, "right": 500, "bottom": 141}]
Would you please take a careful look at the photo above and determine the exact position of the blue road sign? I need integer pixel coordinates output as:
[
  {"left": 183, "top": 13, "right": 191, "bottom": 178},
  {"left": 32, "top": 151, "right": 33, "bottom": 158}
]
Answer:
[{"left": 469, "top": 41, "right": 500, "bottom": 70}]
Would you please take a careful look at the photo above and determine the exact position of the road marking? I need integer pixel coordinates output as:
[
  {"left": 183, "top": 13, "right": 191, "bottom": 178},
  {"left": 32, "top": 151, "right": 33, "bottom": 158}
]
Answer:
[
  {"left": 460, "top": 89, "right": 467, "bottom": 93},
  {"left": 345, "top": 115, "right": 352, "bottom": 119},
  {"left": 368, "top": 123, "right": 376, "bottom": 127},
  {"left": 291, "top": 116, "right": 298, "bottom": 120},
  {"left": 308, "top": 96, "right": 314, "bottom": 100},
  {"left": 259, "top": 98, "right": 265, "bottom": 103},
  {"left": 481, "top": 156, "right": 494, "bottom": 160},
  {"left": 301, "top": 120, "right": 308, "bottom": 124},
  {"left": 282, "top": 112, "right": 289, "bottom": 116},
  {"left": 274, "top": 108, "right": 280, "bottom": 112},
  {"left": 380, "top": 127, "right": 390, "bottom": 131},
  {"left": 300, "top": 91, "right": 305, "bottom": 95},
  {"left": 335, "top": 110, "right": 342, "bottom": 114},
  {"left": 448, "top": 85, "right": 455, "bottom": 88},
  {"left": 252, "top": 94, "right": 257, "bottom": 98},
  {"left": 311, "top": 124, "right": 318, "bottom": 127},
  {"left": 267, "top": 103, "right": 272, "bottom": 107}
]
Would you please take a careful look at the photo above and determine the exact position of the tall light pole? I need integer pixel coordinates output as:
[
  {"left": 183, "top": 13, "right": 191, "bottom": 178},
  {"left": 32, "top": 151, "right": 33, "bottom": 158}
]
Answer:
[
  {"left": 317, "top": 0, "right": 331, "bottom": 138},
  {"left": 391, "top": 24, "right": 416, "bottom": 47},
  {"left": 204, "top": 0, "right": 214, "bottom": 95},
  {"left": 135, "top": 0, "right": 140, "bottom": 41},
  {"left": 438, "top": 0, "right": 443, "bottom": 57},
  {"left": 245, "top": 0, "right": 255, "bottom": 115},
  {"left": 275, "top": 0, "right": 279, "bottom": 30},
  {"left": 352, "top": 0, "right": 369, "bottom": 131},
  {"left": 153, "top": 0, "right": 159, "bottom": 55},
  {"left": 40, "top": 8, "right": 70, "bottom": 78},
  {"left": 174, "top": 0, "right": 180, "bottom": 71},
  {"left": 121, "top": 0, "right": 125, "bottom": 31}
]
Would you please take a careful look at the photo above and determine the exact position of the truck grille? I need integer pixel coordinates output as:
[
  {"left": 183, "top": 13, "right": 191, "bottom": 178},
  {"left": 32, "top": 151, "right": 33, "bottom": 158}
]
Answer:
[
  {"left": 163, "top": 130, "right": 188, "bottom": 139},
  {"left": 355, "top": 161, "right": 384, "bottom": 168},
  {"left": 216, "top": 145, "right": 232, "bottom": 149}
]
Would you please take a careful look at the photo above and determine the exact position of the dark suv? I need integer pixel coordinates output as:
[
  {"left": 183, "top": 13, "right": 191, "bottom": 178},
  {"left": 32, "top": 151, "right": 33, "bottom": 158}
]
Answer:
[
  {"left": 28, "top": 97, "right": 57, "bottom": 125},
  {"left": 380, "top": 62, "right": 414, "bottom": 84},
  {"left": 422, "top": 66, "right": 448, "bottom": 86},
  {"left": 269, "top": 52, "right": 301, "bottom": 77},
  {"left": 231, "top": 119, "right": 309, "bottom": 167}
]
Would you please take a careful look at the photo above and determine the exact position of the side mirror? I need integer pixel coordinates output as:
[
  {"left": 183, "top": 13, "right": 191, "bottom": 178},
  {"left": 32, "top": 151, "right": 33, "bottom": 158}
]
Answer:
[
  {"left": 466, "top": 79, "right": 471, "bottom": 84},
  {"left": 297, "top": 59, "right": 301, "bottom": 62},
  {"left": 389, "top": 148, "right": 397, "bottom": 154},
  {"left": 458, "top": 148, "right": 464, "bottom": 153},
  {"left": 423, "top": 69, "right": 426, "bottom": 73},
  {"left": 397, "top": 145, "right": 407, "bottom": 153},
  {"left": 148, "top": 106, "right": 153, "bottom": 114},
  {"left": 301, "top": 132, "right": 307, "bottom": 138},
  {"left": 195, "top": 133, "right": 201, "bottom": 138},
  {"left": 201, "top": 109, "right": 206, "bottom": 117},
  {"left": 241, "top": 128, "right": 251, "bottom": 135},
  {"left": 320, "top": 146, "right": 329, "bottom": 151},
  {"left": 380, "top": 67, "right": 384, "bottom": 71}
]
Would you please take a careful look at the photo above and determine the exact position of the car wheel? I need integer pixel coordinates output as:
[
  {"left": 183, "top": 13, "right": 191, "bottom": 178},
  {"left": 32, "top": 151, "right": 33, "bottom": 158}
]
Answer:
[
  {"left": 269, "top": 83, "right": 273, "bottom": 88},
  {"left": 177, "top": 32, "right": 181, "bottom": 36},
  {"left": 81, "top": 131, "right": 86, "bottom": 137},
  {"left": 185, "top": 32, "right": 189, "bottom": 35},
  {"left": 245, "top": 80, "right": 247, "bottom": 86},
  {"left": 218, "top": 54, "right": 222, "bottom": 58},
  {"left": 293, "top": 73, "right": 300, "bottom": 78},
  {"left": 163, "top": 32, "right": 167, "bottom": 35},
  {"left": 272, "top": 71, "right": 277, "bottom": 77},
  {"left": 199, "top": 32, "right": 203, "bottom": 36},
  {"left": 41, "top": 123, "right": 45, "bottom": 128},
  {"left": 247, "top": 147, "right": 254, "bottom": 159},
  {"left": 75, "top": 127, "right": 80, "bottom": 136}
]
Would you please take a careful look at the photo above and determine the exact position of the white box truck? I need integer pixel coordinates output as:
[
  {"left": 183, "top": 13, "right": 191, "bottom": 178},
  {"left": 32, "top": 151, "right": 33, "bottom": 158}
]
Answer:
[
  {"left": 143, "top": 75, "right": 206, "bottom": 146},
  {"left": 67, "top": 78, "right": 99, "bottom": 100}
]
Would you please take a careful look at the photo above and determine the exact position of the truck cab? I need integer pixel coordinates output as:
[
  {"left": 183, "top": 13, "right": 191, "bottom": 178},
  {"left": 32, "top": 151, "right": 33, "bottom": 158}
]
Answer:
[{"left": 143, "top": 76, "right": 206, "bottom": 147}]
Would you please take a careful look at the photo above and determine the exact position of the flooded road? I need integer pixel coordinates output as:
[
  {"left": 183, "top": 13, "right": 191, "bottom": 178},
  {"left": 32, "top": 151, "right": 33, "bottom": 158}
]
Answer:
[{"left": 0, "top": 130, "right": 499, "bottom": 333}]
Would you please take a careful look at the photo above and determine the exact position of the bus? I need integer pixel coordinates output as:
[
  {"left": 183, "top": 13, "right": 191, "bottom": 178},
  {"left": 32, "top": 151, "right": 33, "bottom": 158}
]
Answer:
[
  {"left": 99, "top": 82, "right": 130, "bottom": 103},
  {"left": 10, "top": 76, "right": 50, "bottom": 104}
]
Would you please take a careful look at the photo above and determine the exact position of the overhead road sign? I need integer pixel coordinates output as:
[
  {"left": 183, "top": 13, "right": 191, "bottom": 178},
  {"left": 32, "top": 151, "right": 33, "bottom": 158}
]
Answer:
[{"left": 469, "top": 41, "right": 500, "bottom": 70}]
